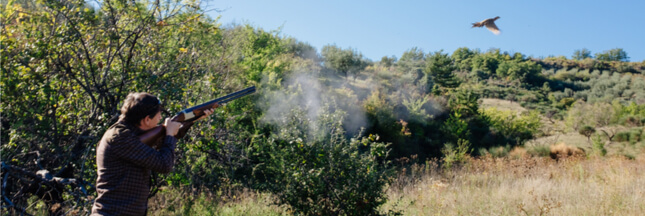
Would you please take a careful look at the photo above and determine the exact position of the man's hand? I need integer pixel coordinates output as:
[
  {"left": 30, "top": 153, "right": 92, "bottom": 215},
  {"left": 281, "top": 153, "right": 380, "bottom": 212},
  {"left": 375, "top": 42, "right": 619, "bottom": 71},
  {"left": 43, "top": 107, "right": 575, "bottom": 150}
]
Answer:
[
  {"left": 164, "top": 118, "right": 183, "bottom": 136},
  {"left": 195, "top": 107, "right": 216, "bottom": 121}
]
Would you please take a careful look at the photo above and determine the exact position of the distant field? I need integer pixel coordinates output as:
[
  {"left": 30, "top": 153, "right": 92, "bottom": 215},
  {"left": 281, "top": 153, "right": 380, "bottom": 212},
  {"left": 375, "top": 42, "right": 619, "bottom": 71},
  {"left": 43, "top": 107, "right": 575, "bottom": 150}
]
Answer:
[
  {"left": 382, "top": 155, "right": 645, "bottom": 215},
  {"left": 480, "top": 98, "right": 527, "bottom": 113}
]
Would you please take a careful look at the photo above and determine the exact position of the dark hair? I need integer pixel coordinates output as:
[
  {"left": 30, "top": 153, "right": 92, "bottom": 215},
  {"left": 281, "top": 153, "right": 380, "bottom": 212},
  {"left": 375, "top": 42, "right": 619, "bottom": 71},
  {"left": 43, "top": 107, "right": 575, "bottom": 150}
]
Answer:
[{"left": 119, "top": 92, "right": 163, "bottom": 126}]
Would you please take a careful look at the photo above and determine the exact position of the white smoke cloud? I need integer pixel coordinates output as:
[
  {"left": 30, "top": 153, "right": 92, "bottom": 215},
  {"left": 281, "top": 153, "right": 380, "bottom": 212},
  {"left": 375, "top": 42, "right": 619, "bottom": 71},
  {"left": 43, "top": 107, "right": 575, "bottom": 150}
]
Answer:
[{"left": 260, "top": 70, "right": 368, "bottom": 138}]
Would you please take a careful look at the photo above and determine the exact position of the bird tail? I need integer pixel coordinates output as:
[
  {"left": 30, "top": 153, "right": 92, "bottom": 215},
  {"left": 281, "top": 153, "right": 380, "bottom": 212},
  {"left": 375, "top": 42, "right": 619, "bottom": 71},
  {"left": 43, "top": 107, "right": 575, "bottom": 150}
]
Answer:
[{"left": 472, "top": 23, "right": 481, "bottom": 28}]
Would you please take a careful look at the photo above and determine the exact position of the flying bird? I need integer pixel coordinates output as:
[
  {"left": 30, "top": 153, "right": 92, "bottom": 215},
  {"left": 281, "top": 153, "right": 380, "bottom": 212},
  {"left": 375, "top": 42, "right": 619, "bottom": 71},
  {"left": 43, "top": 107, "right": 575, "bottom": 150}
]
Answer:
[{"left": 472, "top": 16, "right": 501, "bottom": 35}]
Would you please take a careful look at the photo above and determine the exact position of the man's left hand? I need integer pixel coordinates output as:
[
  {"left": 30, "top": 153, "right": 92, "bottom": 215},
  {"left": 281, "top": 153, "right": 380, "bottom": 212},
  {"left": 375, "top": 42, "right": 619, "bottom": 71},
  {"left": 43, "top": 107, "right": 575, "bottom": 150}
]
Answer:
[{"left": 196, "top": 107, "right": 216, "bottom": 121}]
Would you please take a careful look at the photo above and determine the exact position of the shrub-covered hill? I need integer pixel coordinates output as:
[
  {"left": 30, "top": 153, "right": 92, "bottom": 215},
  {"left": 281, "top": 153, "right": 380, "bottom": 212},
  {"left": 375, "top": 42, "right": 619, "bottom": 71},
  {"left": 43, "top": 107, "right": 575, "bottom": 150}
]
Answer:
[{"left": 2, "top": 0, "right": 645, "bottom": 214}]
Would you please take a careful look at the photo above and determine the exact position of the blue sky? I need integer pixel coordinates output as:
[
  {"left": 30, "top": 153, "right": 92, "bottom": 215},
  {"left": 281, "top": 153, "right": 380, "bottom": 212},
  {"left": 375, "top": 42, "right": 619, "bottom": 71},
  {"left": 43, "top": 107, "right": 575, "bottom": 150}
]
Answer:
[{"left": 209, "top": 0, "right": 644, "bottom": 62}]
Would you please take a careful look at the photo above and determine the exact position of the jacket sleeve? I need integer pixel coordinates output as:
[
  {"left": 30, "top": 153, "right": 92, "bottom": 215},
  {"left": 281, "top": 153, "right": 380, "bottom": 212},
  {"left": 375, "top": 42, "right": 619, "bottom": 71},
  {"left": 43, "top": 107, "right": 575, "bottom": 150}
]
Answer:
[{"left": 110, "top": 131, "right": 178, "bottom": 174}]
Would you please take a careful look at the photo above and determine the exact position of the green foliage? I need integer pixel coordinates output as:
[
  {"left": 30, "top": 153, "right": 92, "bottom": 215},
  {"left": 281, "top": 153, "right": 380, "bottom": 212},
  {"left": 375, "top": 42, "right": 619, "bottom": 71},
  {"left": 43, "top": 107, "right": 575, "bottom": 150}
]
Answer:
[
  {"left": 591, "top": 135, "right": 607, "bottom": 156},
  {"left": 1, "top": 0, "right": 292, "bottom": 212},
  {"left": 402, "top": 94, "right": 433, "bottom": 126},
  {"left": 572, "top": 48, "right": 592, "bottom": 60},
  {"left": 321, "top": 44, "right": 369, "bottom": 78},
  {"left": 578, "top": 125, "right": 596, "bottom": 138},
  {"left": 425, "top": 50, "right": 459, "bottom": 91},
  {"left": 578, "top": 125, "right": 596, "bottom": 143},
  {"left": 526, "top": 145, "right": 551, "bottom": 157},
  {"left": 448, "top": 89, "right": 480, "bottom": 117},
  {"left": 496, "top": 60, "right": 542, "bottom": 82},
  {"left": 441, "top": 139, "right": 471, "bottom": 169},
  {"left": 396, "top": 47, "right": 426, "bottom": 85},
  {"left": 452, "top": 47, "right": 476, "bottom": 71},
  {"left": 397, "top": 47, "right": 425, "bottom": 73},
  {"left": 380, "top": 55, "right": 397, "bottom": 67},
  {"left": 441, "top": 112, "right": 470, "bottom": 142},
  {"left": 471, "top": 49, "right": 502, "bottom": 76},
  {"left": 249, "top": 107, "right": 393, "bottom": 216},
  {"left": 481, "top": 108, "right": 542, "bottom": 145},
  {"left": 613, "top": 101, "right": 645, "bottom": 126},
  {"left": 614, "top": 131, "right": 631, "bottom": 142},
  {"left": 564, "top": 101, "right": 614, "bottom": 131},
  {"left": 595, "top": 48, "right": 629, "bottom": 62},
  {"left": 478, "top": 145, "right": 512, "bottom": 158}
]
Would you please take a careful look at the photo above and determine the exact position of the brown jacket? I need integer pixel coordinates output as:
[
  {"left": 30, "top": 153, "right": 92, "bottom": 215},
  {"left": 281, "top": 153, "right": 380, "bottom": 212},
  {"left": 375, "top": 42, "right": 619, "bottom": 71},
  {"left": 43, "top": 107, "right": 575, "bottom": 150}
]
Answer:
[{"left": 91, "top": 121, "right": 177, "bottom": 216}]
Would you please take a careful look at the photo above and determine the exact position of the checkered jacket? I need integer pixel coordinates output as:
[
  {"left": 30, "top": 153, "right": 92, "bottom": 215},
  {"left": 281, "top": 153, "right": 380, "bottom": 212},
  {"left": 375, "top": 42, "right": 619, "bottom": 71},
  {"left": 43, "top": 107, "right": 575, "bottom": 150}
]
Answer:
[{"left": 91, "top": 121, "right": 177, "bottom": 216}]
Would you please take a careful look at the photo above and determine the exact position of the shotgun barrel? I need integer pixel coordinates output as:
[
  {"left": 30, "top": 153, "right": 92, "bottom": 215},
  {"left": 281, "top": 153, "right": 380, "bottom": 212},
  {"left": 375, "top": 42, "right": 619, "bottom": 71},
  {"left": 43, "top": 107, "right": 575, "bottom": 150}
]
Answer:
[
  {"left": 139, "top": 86, "right": 256, "bottom": 146},
  {"left": 175, "top": 86, "right": 256, "bottom": 122}
]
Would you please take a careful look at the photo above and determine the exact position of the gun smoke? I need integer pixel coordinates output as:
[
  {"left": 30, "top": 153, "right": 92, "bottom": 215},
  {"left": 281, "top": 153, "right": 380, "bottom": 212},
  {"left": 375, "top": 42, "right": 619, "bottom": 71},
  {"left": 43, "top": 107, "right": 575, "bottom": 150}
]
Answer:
[
  {"left": 260, "top": 71, "right": 369, "bottom": 139},
  {"left": 260, "top": 65, "right": 447, "bottom": 141}
]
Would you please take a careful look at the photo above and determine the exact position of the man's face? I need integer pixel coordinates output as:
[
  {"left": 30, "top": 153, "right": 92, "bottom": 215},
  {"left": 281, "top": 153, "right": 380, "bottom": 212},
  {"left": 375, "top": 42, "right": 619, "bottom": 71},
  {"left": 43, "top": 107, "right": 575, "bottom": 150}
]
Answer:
[{"left": 140, "top": 111, "right": 162, "bottom": 130}]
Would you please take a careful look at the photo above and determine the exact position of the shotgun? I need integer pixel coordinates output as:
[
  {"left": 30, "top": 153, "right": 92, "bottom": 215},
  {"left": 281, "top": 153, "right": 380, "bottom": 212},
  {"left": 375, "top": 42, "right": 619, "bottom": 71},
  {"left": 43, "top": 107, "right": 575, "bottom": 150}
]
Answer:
[{"left": 139, "top": 86, "right": 256, "bottom": 146}]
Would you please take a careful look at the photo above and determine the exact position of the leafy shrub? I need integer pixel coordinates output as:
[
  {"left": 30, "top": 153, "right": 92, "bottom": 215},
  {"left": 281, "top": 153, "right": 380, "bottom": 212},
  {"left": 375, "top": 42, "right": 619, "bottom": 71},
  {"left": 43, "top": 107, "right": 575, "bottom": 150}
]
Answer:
[
  {"left": 250, "top": 107, "right": 393, "bottom": 216},
  {"left": 496, "top": 60, "right": 542, "bottom": 82},
  {"left": 480, "top": 108, "right": 541, "bottom": 145},
  {"left": 614, "top": 131, "right": 631, "bottom": 142},
  {"left": 441, "top": 112, "right": 470, "bottom": 142},
  {"left": 478, "top": 145, "right": 511, "bottom": 158},
  {"left": 564, "top": 101, "right": 614, "bottom": 132},
  {"left": 452, "top": 47, "right": 476, "bottom": 71},
  {"left": 629, "top": 129, "right": 643, "bottom": 144},
  {"left": 612, "top": 128, "right": 642, "bottom": 144},
  {"left": 526, "top": 145, "right": 551, "bottom": 157},
  {"left": 442, "top": 139, "right": 471, "bottom": 169},
  {"left": 595, "top": 48, "right": 629, "bottom": 62},
  {"left": 578, "top": 125, "right": 596, "bottom": 142},
  {"left": 553, "top": 70, "right": 576, "bottom": 81},
  {"left": 591, "top": 135, "right": 607, "bottom": 156},
  {"left": 557, "top": 97, "right": 576, "bottom": 109},
  {"left": 321, "top": 45, "right": 369, "bottom": 78}
]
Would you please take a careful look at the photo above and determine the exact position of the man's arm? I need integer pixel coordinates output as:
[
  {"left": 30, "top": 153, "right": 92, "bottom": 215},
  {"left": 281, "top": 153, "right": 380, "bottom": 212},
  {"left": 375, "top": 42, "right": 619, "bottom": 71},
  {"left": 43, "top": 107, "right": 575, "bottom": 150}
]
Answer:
[{"left": 111, "top": 132, "right": 177, "bottom": 174}]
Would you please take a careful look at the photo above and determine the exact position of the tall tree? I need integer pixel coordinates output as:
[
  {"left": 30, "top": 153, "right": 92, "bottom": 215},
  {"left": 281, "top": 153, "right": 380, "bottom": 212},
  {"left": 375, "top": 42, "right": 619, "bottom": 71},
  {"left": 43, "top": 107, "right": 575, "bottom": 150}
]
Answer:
[
  {"left": 398, "top": 47, "right": 425, "bottom": 73},
  {"left": 380, "top": 55, "right": 397, "bottom": 67},
  {"left": 321, "top": 45, "right": 368, "bottom": 78},
  {"left": 595, "top": 48, "right": 630, "bottom": 62},
  {"left": 572, "top": 48, "right": 592, "bottom": 60},
  {"left": 425, "top": 51, "right": 459, "bottom": 93},
  {"left": 452, "top": 47, "right": 476, "bottom": 71}
]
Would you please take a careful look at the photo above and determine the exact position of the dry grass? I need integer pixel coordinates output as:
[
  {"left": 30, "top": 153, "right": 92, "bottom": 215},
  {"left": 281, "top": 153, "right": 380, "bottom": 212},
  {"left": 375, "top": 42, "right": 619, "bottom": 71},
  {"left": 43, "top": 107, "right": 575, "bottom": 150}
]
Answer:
[
  {"left": 549, "top": 143, "right": 586, "bottom": 160},
  {"left": 148, "top": 188, "right": 289, "bottom": 216},
  {"left": 382, "top": 155, "right": 645, "bottom": 215},
  {"left": 143, "top": 154, "right": 645, "bottom": 216},
  {"left": 480, "top": 98, "right": 527, "bottom": 114}
]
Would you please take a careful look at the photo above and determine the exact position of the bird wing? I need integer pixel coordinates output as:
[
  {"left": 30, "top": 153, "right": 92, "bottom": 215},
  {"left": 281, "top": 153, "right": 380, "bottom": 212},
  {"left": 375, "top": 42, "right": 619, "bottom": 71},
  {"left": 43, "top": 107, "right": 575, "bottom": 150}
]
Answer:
[{"left": 485, "top": 22, "right": 500, "bottom": 35}]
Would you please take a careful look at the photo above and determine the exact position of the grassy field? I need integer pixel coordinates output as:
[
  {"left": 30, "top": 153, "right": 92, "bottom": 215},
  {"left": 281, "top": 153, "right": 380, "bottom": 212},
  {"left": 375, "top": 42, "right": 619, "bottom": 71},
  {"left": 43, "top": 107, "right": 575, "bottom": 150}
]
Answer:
[
  {"left": 382, "top": 155, "right": 645, "bottom": 215},
  {"left": 146, "top": 154, "right": 645, "bottom": 216}
]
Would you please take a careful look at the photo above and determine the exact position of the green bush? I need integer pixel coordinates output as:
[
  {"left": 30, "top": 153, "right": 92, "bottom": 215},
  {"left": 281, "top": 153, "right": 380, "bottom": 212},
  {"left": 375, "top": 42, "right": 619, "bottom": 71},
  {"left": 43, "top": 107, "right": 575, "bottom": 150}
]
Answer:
[
  {"left": 629, "top": 129, "right": 643, "bottom": 144},
  {"left": 250, "top": 107, "right": 393, "bottom": 215},
  {"left": 478, "top": 145, "right": 511, "bottom": 158},
  {"left": 615, "top": 131, "right": 631, "bottom": 142},
  {"left": 442, "top": 139, "right": 471, "bottom": 169},
  {"left": 591, "top": 135, "right": 607, "bottom": 156},
  {"left": 526, "top": 145, "right": 551, "bottom": 157},
  {"left": 613, "top": 128, "right": 644, "bottom": 144},
  {"left": 578, "top": 125, "right": 596, "bottom": 141},
  {"left": 480, "top": 108, "right": 541, "bottom": 145}
]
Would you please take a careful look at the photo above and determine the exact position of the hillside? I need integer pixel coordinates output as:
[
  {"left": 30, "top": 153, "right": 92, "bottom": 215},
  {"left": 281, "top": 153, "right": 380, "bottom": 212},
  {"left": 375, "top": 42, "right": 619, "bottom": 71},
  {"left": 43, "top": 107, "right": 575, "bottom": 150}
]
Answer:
[{"left": 2, "top": 0, "right": 645, "bottom": 214}]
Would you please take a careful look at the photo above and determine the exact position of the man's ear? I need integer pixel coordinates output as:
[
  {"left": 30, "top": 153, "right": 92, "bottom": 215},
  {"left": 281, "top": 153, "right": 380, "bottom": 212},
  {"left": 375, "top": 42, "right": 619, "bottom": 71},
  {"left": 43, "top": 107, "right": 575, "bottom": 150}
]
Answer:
[{"left": 139, "top": 115, "right": 151, "bottom": 126}]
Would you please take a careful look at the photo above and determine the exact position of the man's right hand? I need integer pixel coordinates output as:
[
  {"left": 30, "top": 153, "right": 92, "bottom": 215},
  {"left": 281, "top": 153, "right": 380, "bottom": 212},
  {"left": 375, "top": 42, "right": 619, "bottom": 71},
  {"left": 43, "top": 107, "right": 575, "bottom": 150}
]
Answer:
[{"left": 164, "top": 118, "right": 182, "bottom": 136}]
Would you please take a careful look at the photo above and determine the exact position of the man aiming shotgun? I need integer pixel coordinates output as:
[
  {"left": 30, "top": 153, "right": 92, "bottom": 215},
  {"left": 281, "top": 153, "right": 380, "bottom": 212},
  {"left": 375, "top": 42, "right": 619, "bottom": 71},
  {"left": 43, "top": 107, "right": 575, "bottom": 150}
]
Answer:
[
  {"left": 140, "top": 86, "right": 257, "bottom": 146},
  {"left": 92, "top": 86, "right": 255, "bottom": 215}
]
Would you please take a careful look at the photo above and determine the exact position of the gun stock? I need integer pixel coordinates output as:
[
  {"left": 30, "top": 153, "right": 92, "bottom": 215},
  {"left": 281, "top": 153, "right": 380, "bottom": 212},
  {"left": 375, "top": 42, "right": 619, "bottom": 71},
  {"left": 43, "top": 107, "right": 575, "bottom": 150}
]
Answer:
[{"left": 140, "top": 86, "right": 256, "bottom": 147}]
